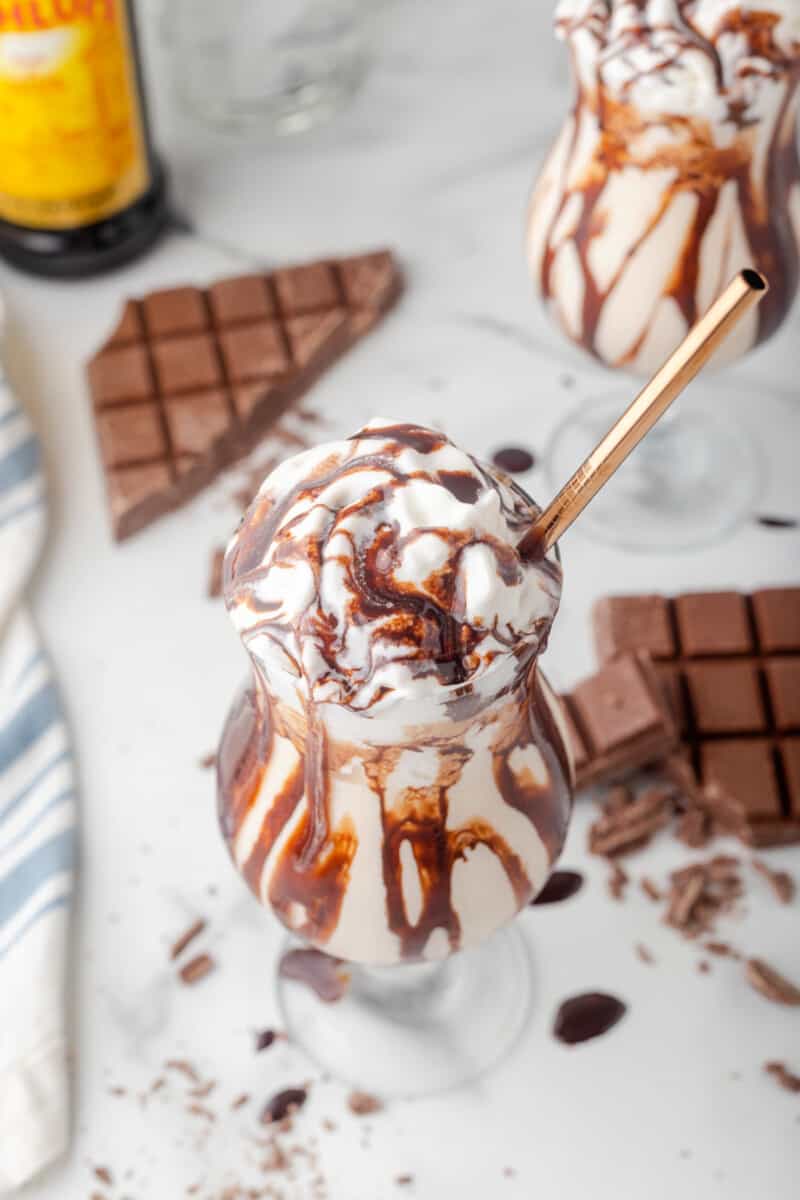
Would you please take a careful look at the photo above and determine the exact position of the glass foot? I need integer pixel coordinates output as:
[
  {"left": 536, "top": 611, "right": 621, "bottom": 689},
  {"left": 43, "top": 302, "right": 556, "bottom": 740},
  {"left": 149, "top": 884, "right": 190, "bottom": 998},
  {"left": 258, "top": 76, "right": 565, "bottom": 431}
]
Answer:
[
  {"left": 277, "top": 924, "right": 534, "bottom": 1098},
  {"left": 546, "top": 392, "right": 762, "bottom": 551}
]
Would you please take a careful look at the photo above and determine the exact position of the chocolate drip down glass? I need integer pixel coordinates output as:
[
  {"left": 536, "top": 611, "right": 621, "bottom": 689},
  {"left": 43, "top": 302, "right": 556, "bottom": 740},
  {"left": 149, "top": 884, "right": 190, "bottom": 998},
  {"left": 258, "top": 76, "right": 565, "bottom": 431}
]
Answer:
[
  {"left": 217, "top": 420, "right": 573, "bottom": 1095},
  {"left": 527, "top": 1, "right": 800, "bottom": 549}
]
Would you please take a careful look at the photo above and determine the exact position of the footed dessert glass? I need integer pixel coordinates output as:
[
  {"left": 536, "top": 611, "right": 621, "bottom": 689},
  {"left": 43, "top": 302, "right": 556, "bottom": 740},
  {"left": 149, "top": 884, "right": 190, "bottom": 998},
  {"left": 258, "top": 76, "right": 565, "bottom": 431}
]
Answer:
[
  {"left": 527, "top": 0, "right": 800, "bottom": 549},
  {"left": 217, "top": 420, "right": 573, "bottom": 1095}
]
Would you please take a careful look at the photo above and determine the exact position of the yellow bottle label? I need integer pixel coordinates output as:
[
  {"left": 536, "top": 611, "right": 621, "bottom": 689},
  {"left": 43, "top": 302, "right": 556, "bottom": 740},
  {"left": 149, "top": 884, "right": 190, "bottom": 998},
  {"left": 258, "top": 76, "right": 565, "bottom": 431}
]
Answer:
[{"left": 0, "top": 0, "right": 150, "bottom": 230}]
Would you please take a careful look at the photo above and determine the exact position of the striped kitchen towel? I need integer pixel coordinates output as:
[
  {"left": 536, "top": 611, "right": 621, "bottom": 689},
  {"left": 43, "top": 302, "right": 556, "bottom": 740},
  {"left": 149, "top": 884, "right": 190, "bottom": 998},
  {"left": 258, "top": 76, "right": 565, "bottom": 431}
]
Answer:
[{"left": 0, "top": 297, "right": 76, "bottom": 1192}]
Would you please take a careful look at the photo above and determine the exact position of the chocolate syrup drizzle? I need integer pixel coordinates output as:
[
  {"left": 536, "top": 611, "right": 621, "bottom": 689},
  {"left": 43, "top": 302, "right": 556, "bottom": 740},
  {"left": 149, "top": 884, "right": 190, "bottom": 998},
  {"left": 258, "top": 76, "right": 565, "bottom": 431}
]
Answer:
[
  {"left": 218, "top": 425, "right": 570, "bottom": 961},
  {"left": 540, "top": 3, "right": 800, "bottom": 363}
]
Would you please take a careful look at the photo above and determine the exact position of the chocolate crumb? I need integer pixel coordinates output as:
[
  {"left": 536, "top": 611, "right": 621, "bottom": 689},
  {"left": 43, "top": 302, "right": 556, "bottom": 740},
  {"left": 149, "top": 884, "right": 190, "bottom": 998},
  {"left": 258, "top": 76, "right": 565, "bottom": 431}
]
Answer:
[
  {"left": 752, "top": 858, "right": 795, "bottom": 904},
  {"left": 93, "top": 1166, "right": 113, "bottom": 1186},
  {"left": 260, "top": 1087, "right": 308, "bottom": 1124},
  {"left": 108, "top": 1085, "right": 126, "bottom": 1097},
  {"left": 640, "top": 876, "right": 662, "bottom": 902},
  {"left": 170, "top": 918, "right": 207, "bottom": 960},
  {"left": 199, "top": 752, "right": 216, "bottom": 770},
  {"left": 187, "top": 1103, "right": 215, "bottom": 1122},
  {"left": 322, "top": 1118, "right": 337, "bottom": 1132},
  {"left": 150, "top": 1076, "right": 166, "bottom": 1093},
  {"left": 635, "top": 943, "right": 655, "bottom": 964},
  {"left": 703, "top": 941, "right": 740, "bottom": 959},
  {"left": 745, "top": 958, "right": 800, "bottom": 1006},
  {"left": 208, "top": 547, "right": 225, "bottom": 598},
  {"left": 697, "top": 960, "right": 711, "bottom": 974},
  {"left": 231, "top": 1093, "right": 250, "bottom": 1110},
  {"left": 254, "top": 1028, "right": 282, "bottom": 1053},
  {"left": 90, "top": 1192, "right": 106, "bottom": 1200},
  {"left": 347, "top": 1090, "right": 383, "bottom": 1116},
  {"left": 179, "top": 953, "right": 216, "bottom": 985},
  {"left": 765, "top": 1061, "right": 800, "bottom": 1093},
  {"left": 395, "top": 1175, "right": 414, "bottom": 1187},
  {"left": 188, "top": 1080, "right": 216, "bottom": 1099}
]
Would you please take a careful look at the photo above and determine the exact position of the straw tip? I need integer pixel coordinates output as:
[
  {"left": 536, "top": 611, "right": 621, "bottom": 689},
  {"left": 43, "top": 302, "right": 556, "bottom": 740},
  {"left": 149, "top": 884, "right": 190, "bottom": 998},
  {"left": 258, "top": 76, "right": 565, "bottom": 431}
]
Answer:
[{"left": 741, "top": 268, "right": 767, "bottom": 292}]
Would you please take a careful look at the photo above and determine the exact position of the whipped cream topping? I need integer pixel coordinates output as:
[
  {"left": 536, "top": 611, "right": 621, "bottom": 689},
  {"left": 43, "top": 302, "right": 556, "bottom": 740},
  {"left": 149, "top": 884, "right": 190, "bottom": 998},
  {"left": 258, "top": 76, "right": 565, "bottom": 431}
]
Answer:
[
  {"left": 556, "top": 0, "right": 800, "bottom": 122},
  {"left": 224, "top": 420, "right": 561, "bottom": 712}
]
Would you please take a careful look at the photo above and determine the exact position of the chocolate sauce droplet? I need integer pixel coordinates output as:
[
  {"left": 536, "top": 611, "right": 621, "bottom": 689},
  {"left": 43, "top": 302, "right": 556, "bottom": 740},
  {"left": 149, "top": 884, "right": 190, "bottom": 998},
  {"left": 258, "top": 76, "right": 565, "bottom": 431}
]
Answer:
[
  {"left": 755, "top": 515, "right": 797, "bottom": 529},
  {"left": 260, "top": 1086, "right": 307, "bottom": 1123},
  {"left": 531, "top": 869, "right": 584, "bottom": 906},
  {"left": 491, "top": 446, "right": 536, "bottom": 474},
  {"left": 553, "top": 992, "right": 627, "bottom": 1045},
  {"left": 279, "top": 947, "right": 349, "bottom": 1003}
]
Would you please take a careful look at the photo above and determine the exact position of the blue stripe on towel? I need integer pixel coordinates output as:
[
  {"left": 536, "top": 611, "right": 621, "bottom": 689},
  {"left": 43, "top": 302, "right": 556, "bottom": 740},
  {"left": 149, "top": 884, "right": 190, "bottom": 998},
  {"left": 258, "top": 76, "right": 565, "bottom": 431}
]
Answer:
[
  {"left": 0, "top": 435, "right": 39, "bottom": 491},
  {"left": 0, "top": 749, "right": 69, "bottom": 823},
  {"left": 0, "top": 681, "right": 59, "bottom": 773},
  {"left": 0, "top": 492, "right": 44, "bottom": 532},
  {"left": 0, "top": 894, "right": 70, "bottom": 962},
  {"left": 1, "top": 787, "right": 75, "bottom": 857},
  {"left": 0, "top": 827, "right": 74, "bottom": 926}
]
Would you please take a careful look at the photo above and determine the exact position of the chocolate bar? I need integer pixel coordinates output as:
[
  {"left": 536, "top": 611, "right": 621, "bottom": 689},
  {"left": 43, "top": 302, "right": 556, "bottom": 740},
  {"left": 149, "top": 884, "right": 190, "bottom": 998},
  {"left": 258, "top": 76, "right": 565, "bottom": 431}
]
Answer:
[
  {"left": 593, "top": 590, "right": 800, "bottom": 846},
  {"left": 86, "top": 249, "right": 402, "bottom": 540},
  {"left": 560, "top": 651, "right": 679, "bottom": 790}
]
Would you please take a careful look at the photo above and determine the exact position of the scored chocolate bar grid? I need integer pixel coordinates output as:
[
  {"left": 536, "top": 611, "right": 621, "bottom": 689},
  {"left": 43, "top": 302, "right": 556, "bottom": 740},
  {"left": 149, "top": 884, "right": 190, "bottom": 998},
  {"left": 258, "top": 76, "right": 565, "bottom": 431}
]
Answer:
[
  {"left": 86, "top": 250, "right": 402, "bottom": 540},
  {"left": 593, "top": 590, "right": 800, "bottom": 842}
]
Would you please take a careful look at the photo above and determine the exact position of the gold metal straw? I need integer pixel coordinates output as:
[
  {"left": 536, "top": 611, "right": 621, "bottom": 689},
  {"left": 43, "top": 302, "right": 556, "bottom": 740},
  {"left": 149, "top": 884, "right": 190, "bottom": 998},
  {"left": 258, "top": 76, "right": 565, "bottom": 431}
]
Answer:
[{"left": 518, "top": 269, "right": 768, "bottom": 560}]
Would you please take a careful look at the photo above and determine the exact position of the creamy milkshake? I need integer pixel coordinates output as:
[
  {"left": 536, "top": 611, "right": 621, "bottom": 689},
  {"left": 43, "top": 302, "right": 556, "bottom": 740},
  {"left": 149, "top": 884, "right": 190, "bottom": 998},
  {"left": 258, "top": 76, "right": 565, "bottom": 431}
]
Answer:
[
  {"left": 217, "top": 419, "right": 572, "bottom": 967},
  {"left": 527, "top": 0, "right": 800, "bottom": 373}
]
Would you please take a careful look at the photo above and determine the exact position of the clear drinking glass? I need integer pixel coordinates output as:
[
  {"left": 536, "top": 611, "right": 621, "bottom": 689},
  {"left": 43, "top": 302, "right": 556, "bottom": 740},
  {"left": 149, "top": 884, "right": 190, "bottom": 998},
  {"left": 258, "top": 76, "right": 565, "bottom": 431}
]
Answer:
[
  {"left": 217, "top": 627, "right": 573, "bottom": 1096},
  {"left": 169, "top": 0, "right": 370, "bottom": 135},
  {"left": 526, "top": 2, "right": 800, "bottom": 550}
]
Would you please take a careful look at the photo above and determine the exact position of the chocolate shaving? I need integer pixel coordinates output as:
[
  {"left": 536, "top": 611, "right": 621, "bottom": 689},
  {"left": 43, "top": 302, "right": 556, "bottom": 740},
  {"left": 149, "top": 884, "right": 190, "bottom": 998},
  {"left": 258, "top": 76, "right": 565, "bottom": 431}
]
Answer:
[
  {"left": 395, "top": 1175, "right": 414, "bottom": 1187},
  {"left": 169, "top": 917, "right": 207, "bottom": 960},
  {"left": 703, "top": 941, "right": 741, "bottom": 959},
  {"left": 589, "top": 785, "right": 674, "bottom": 858},
  {"left": 663, "top": 857, "right": 743, "bottom": 938},
  {"left": 165, "top": 1059, "right": 201, "bottom": 1082},
  {"left": 608, "top": 862, "right": 628, "bottom": 900},
  {"left": 93, "top": 1166, "right": 113, "bottom": 1186},
  {"left": 765, "top": 1061, "right": 800, "bottom": 1092},
  {"left": 640, "top": 876, "right": 662, "bottom": 902},
  {"left": 208, "top": 547, "right": 225, "bottom": 598},
  {"left": 231, "top": 1093, "right": 250, "bottom": 1110},
  {"left": 752, "top": 858, "right": 795, "bottom": 904},
  {"left": 187, "top": 1103, "right": 216, "bottom": 1122},
  {"left": 198, "top": 751, "right": 217, "bottom": 769},
  {"left": 179, "top": 953, "right": 216, "bottom": 984},
  {"left": 635, "top": 943, "right": 655, "bottom": 964},
  {"left": 745, "top": 958, "right": 800, "bottom": 1006},
  {"left": 347, "top": 1090, "right": 383, "bottom": 1116}
]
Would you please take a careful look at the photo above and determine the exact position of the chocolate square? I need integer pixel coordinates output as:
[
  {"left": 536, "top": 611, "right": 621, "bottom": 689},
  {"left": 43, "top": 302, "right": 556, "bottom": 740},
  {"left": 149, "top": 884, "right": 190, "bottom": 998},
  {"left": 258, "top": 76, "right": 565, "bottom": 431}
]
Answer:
[
  {"left": 701, "top": 740, "right": 781, "bottom": 817},
  {"left": 107, "top": 300, "right": 143, "bottom": 347},
  {"left": 109, "top": 463, "right": 174, "bottom": 527},
  {"left": 752, "top": 588, "right": 800, "bottom": 652},
  {"left": 219, "top": 322, "right": 290, "bottom": 382},
  {"left": 143, "top": 287, "right": 208, "bottom": 336},
  {"left": 274, "top": 263, "right": 340, "bottom": 313},
  {"left": 655, "top": 664, "right": 688, "bottom": 734},
  {"left": 764, "top": 659, "right": 800, "bottom": 731},
  {"left": 781, "top": 739, "right": 800, "bottom": 814},
  {"left": 96, "top": 404, "right": 165, "bottom": 467},
  {"left": 571, "top": 655, "right": 664, "bottom": 752},
  {"left": 232, "top": 382, "right": 279, "bottom": 423},
  {"left": 87, "top": 345, "right": 153, "bottom": 405},
  {"left": 285, "top": 311, "right": 348, "bottom": 368},
  {"left": 592, "top": 595, "right": 675, "bottom": 662},
  {"left": 152, "top": 334, "right": 223, "bottom": 393},
  {"left": 165, "top": 389, "right": 232, "bottom": 458},
  {"left": 674, "top": 592, "right": 751, "bottom": 657},
  {"left": 209, "top": 276, "right": 275, "bottom": 325},
  {"left": 684, "top": 661, "right": 766, "bottom": 734}
]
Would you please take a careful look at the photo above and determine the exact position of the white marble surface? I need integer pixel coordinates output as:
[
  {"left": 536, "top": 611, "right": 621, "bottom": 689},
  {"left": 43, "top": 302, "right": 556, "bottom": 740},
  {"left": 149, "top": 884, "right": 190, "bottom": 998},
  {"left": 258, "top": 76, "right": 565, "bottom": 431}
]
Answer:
[{"left": 3, "top": 1, "right": 799, "bottom": 1196}]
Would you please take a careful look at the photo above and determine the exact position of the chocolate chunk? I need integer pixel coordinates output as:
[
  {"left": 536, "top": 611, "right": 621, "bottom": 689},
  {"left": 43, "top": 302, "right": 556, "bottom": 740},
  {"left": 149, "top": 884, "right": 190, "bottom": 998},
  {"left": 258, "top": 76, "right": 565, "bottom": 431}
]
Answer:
[
  {"left": 254, "top": 1028, "right": 280, "bottom": 1053},
  {"left": 530, "top": 869, "right": 584, "bottom": 905},
  {"left": 278, "top": 947, "right": 349, "bottom": 1003},
  {"left": 491, "top": 446, "right": 536, "bottom": 474},
  {"left": 561, "top": 652, "right": 678, "bottom": 791},
  {"left": 260, "top": 1086, "right": 308, "bottom": 1123},
  {"left": 745, "top": 958, "right": 800, "bottom": 1006},
  {"left": 169, "top": 917, "right": 207, "bottom": 960},
  {"left": 553, "top": 992, "right": 627, "bottom": 1045},
  {"left": 86, "top": 249, "right": 402, "bottom": 540},
  {"left": 593, "top": 589, "right": 800, "bottom": 846},
  {"left": 588, "top": 785, "right": 674, "bottom": 857}
]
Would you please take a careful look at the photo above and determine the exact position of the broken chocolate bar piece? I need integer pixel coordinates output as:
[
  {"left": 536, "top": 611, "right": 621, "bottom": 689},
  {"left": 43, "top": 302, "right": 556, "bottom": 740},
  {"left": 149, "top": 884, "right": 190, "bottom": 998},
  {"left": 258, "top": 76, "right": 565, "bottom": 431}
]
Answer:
[
  {"left": 592, "top": 589, "right": 800, "bottom": 846},
  {"left": 87, "top": 249, "right": 402, "bottom": 540},
  {"left": 561, "top": 652, "right": 678, "bottom": 790}
]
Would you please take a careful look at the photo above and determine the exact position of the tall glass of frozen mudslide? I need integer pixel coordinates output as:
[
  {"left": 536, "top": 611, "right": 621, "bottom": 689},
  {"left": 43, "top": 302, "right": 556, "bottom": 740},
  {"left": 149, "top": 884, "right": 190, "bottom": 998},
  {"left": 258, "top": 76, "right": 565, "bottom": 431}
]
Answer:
[
  {"left": 217, "top": 420, "right": 573, "bottom": 1095},
  {"left": 527, "top": 1, "right": 800, "bottom": 549}
]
